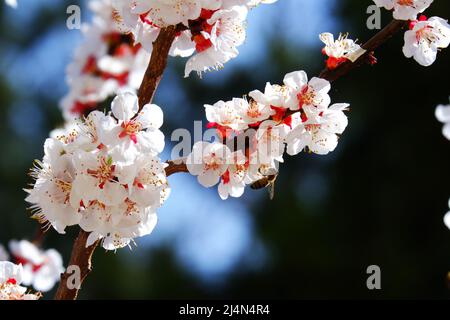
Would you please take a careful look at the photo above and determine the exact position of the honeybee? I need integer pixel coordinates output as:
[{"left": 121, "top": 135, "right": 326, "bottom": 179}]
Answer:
[{"left": 250, "top": 174, "right": 278, "bottom": 200}]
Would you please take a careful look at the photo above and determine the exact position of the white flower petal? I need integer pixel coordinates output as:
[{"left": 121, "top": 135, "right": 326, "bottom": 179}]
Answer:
[
  {"left": 137, "top": 104, "right": 164, "bottom": 129},
  {"left": 111, "top": 92, "right": 139, "bottom": 121}
]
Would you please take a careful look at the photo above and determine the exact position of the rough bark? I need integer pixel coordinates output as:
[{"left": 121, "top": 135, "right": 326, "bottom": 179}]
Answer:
[
  {"left": 138, "top": 26, "right": 178, "bottom": 109},
  {"left": 54, "top": 230, "right": 99, "bottom": 300}
]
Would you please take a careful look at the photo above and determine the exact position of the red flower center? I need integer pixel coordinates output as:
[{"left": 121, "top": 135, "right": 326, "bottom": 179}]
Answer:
[
  {"left": 270, "top": 105, "right": 287, "bottom": 122},
  {"left": 189, "top": 9, "right": 218, "bottom": 53},
  {"left": 87, "top": 157, "right": 116, "bottom": 189},
  {"left": 119, "top": 121, "right": 141, "bottom": 144},
  {"left": 297, "top": 85, "right": 316, "bottom": 109},
  {"left": 222, "top": 170, "right": 230, "bottom": 185}
]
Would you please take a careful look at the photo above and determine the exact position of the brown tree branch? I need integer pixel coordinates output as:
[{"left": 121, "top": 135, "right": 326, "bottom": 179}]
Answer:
[
  {"left": 138, "top": 26, "right": 178, "bottom": 109},
  {"left": 54, "top": 230, "right": 99, "bottom": 300},
  {"left": 165, "top": 159, "right": 189, "bottom": 177}
]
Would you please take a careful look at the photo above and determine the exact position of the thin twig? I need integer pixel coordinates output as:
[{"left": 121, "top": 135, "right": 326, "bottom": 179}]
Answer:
[{"left": 165, "top": 159, "right": 189, "bottom": 177}]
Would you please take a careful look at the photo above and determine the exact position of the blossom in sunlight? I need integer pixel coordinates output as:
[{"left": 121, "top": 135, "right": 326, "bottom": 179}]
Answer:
[
  {"left": 187, "top": 141, "right": 231, "bottom": 188},
  {"left": 373, "top": 0, "right": 434, "bottom": 21},
  {"left": 99, "top": 92, "right": 165, "bottom": 165},
  {"left": 285, "top": 103, "right": 349, "bottom": 156},
  {"left": 26, "top": 92, "right": 169, "bottom": 251},
  {"left": 112, "top": 0, "right": 277, "bottom": 77},
  {"left": 111, "top": 0, "right": 195, "bottom": 56},
  {"left": 320, "top": 32, "right": 363, "bottom": 70},
  {"left": 254, "top": 120, "right": 289, "bottom": 165},
  {"left": 26, "top": 138, "right": 82, "bottom": 234},
  {"left": 403, "top": 16, "right": 450, "bottom": 66},
  {"left": 125, "top": 0, "right": 220, "bottom": 27},
  {"left": 235, "top": 96, "right": 274, "bottom": 126},
  {"left": 8, "top": 240, "right": 64, "bottom": 292},
  {"left": 184, "top": 6, "right": 248, "bottom": 77},
  {"left": 435, "top": 101, "right": 450, "bottom": 140},
  {"left": 0, "top": 262, "right": 41, "bottom": 300},
  {"left": 205, "top": 99, "right": 248, "bottom": 137},
  {"left": 283, "top": 70, "right": 331, "bottom": 112},
  {"left": 249, "top": 82, "right": 291, "bottom": 111},
  {"left": 218, "top": 151, "right": 248, "bottom": 200}
]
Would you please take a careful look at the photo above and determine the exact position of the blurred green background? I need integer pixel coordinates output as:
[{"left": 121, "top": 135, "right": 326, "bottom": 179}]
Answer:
[{"left": 0, "top": 0, "right": 449, "bottom": 299}]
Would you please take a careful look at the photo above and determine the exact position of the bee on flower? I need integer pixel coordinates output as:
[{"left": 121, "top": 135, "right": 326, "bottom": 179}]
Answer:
[{"left": 187, "top": 70, "right": 350, "bottom": 200}]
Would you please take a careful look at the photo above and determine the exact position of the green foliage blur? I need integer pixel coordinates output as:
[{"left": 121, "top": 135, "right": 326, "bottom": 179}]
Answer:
[{"left": 0, "top": 0, "right": 449, "bottom": 299}]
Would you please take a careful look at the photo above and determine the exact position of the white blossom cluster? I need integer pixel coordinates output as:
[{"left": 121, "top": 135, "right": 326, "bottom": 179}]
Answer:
[
  {"left": 61, "top": 0, "right": 150, "bottom": 121},
  {"left": 0, "top": 240, "right": 64, "bottom": 292},
  {"left": 27, "top": 92, "right": 170, "bottom": 250},
  {"left": 0, "top": 261, "right": 40, "bottom": 300},
  {"left": 373, "top": 0, "right": 450, "bottom": 67},
  {"left": 186, "top": 70, "right": 349, "bottom": 200},
  {"left": 112, "top": 0, "right": 277, "bottom": 77}
]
